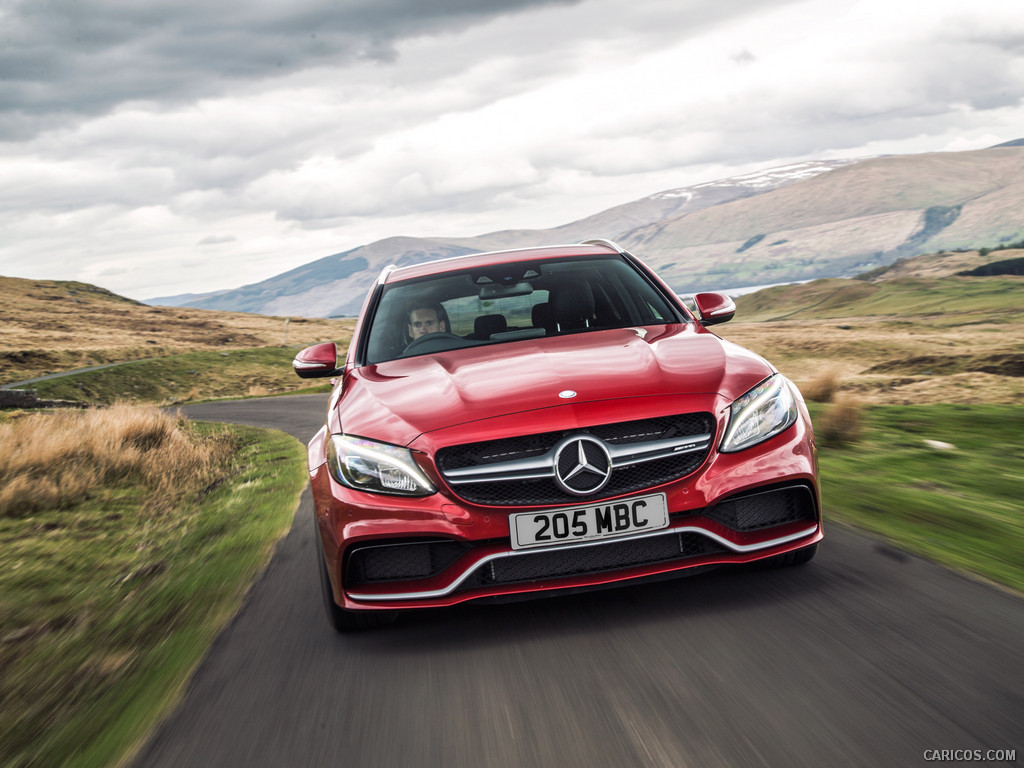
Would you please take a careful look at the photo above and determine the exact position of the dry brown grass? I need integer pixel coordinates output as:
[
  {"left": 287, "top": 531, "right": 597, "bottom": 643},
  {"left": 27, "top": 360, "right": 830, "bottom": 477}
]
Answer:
[
  {"left": 867, "top": 247, "right": 1024, "bottom": 281},
  {"left": 4, "top": 256, "right": 1020, "bottom": 407},
  {"left": 799, "top": 366, "right": 843, "bottom": 403},
  {"left": 718, "top": 314, "right": 1024, "bottom": 405},
  {"left": 816, "top": 396, "right": 864, "bottom": 448},
  {"left": 716, "top": 249, "right": 1024, "bottom": 405},
  {"left": 0, "top": 275, "right": 355, "bottom": 382},
  {"left": 0, "top": 404, "right": 232, "bottom": 517}
]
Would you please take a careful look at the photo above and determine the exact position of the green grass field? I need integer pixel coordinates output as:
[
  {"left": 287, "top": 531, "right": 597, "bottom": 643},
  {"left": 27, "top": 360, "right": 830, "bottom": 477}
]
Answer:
[
  {"left": 25, "top": 347, "right": 331, "bottom": 406},
  {"left": 1, "top": 265, "right": 1021, "bottom": 768},
  {"left": 0, "top": 417, "right": 307, "bottom": 768},
  {"left": 812, "top": 402, "right": 1024, "bottom": 592},
  {"left": 737, "top": 275, "right": 1024, "bottom": 324}
]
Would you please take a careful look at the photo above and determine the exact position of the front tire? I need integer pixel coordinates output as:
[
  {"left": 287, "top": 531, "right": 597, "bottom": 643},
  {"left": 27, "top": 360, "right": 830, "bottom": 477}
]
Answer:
[
  {"left": 766, "top": 542, "right": 818, "bottom": 568},
  {"left": 316, "top": 535, "right": 396, "bottom": 632}
]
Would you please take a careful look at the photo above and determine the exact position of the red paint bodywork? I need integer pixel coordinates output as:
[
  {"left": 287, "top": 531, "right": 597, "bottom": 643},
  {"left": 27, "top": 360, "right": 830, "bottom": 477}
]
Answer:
[{"left": 303, "top": 243, "right": 822, "bottom": 614}]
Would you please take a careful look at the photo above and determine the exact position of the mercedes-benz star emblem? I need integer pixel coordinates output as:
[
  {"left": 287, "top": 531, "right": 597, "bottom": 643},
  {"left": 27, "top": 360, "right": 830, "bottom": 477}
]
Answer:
[{"left": 553, "top": 435, "right": 613, "bottom": 496}]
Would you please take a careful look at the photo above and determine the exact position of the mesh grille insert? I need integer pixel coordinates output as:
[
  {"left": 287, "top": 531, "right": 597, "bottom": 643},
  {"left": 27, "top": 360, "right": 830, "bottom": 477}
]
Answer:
[
  {"left": 464, "top": 532, "right": 727, "bottom": 588},
  {"left": 703, "top": 485, "right": 816, "bottom": 532},
  {"left": 346, "top": 540, "right": 472, "bottom": 586}
]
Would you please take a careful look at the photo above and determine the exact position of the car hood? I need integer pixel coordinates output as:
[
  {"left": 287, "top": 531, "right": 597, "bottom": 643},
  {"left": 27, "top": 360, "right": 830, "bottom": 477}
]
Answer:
[{"left": 335, "top": 325, "right": 775, "bottom": 445}]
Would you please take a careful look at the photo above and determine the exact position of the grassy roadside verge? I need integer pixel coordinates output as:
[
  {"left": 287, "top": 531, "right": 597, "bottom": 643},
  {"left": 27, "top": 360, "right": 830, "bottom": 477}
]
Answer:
[
  {"left": 0, "top": 410, "right": 308, "bottom": 768},
  {"left": 812, "top": 403, "right": 1024, "bottom": 593},
  {"left": 0, "top": 399, "right": 1018, "bottom": 768},
  {"left": 23, "top": 347, "right": 332, "bottom": 406}
]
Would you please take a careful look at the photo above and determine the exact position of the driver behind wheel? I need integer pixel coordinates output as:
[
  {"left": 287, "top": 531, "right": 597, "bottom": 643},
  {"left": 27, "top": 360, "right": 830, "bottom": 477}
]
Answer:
[{"left": 406, "top": 304, "right": 447, "bottom": 342}]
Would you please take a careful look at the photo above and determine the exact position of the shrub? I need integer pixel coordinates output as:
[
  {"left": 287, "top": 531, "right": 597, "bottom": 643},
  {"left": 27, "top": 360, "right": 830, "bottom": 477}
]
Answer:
[
  {"left": 817, "top": 397, "right": 864, "bottom": 448},
  {"left": 801, "top": 367, "right": 842, "bottom": 403},
  {"left": 0, "top": 404, "right": 231, "bottom": 517}
]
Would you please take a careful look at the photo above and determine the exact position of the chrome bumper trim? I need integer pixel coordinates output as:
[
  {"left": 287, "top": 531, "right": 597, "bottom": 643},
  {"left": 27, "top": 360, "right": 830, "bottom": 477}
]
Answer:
[{"left": 347, "top": 523, "right": 819, "bottom": 602}]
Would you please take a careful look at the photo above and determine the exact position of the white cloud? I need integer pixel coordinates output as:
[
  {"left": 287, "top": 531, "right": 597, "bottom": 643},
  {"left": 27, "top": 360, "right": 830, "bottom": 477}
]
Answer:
[{"left": 0, "top": 0, "right": 1022, "bottom": 300}]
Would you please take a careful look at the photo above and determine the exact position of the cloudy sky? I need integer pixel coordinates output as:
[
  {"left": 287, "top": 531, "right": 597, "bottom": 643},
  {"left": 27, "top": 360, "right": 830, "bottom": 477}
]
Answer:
[{"left": 2, "top": 0, "right": 1022, "bottom": 300}]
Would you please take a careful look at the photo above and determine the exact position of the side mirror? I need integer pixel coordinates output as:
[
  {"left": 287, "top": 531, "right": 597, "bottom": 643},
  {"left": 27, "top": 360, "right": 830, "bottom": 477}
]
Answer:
[
  {"left": 293, "top": 342, "right": 340, "bottom": 378},
  {"left": 693, "top": 292, "right": 736, "bottom": 326}
]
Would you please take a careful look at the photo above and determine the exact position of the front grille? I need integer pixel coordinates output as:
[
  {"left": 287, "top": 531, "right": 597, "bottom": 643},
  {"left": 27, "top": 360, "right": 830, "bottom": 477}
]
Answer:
[
  {"left": 346, "top": 540, "right": 472, "bottom": 586},
  {"left": 437, "top": 413, "right": 715, "bottom": 506},
  {"left": 464, "top": 532, "right": 727, "bottom": 587},
  {"left": 703, "top": 485, "right": 817, "bottom": 532}
]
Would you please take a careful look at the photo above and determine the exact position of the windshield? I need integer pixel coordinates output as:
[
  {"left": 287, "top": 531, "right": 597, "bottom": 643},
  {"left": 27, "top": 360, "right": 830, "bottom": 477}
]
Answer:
[{"left": 364, "top": 255, "right": 681, "bottom": 364}]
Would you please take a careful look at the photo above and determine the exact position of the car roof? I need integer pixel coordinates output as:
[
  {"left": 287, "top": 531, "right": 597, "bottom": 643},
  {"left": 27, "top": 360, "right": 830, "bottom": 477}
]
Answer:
[{"left": 380, "top": 242, "right": 623, "bottom": 284}]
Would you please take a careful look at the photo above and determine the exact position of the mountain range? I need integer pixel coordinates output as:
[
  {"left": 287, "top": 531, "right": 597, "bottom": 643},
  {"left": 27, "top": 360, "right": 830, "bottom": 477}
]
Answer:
[{"left": 148, "top": 142, "right": 1024, "bottom": 317}]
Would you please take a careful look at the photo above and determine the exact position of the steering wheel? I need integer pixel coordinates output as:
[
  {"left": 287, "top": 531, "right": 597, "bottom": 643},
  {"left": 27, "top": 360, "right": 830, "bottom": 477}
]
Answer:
[{"left": 402, "top": 332, "right": 463, "bottom": 355}]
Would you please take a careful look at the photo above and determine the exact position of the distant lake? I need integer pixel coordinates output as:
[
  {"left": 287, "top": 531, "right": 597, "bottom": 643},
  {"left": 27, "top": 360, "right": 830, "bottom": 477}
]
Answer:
[
  {"left": 707, "top": 279, "right": 814, "bottom": 297},
  {"left": 677, "top": 279, "right": 815, "bottom": 312}
]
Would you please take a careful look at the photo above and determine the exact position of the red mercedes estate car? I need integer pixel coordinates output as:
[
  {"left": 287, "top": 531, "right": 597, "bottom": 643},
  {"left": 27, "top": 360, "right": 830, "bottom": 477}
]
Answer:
[{"left": 293, "top": 239, "right": 821, "bottom": 630}]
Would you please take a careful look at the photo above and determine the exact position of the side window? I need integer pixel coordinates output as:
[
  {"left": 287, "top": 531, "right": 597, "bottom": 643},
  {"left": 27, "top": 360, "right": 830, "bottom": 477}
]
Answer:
[
  {"left": 643, "top": 299, "right": 666, "bottom": 322},
  {"left": 597, "top": 265, "right": 672, "bottom": 325},
  {"left": 591, "top": 280, "right": 624, "bottom": 326}
]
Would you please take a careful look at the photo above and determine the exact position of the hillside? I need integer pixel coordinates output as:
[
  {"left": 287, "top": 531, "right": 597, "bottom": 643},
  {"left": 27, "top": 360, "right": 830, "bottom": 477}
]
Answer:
[
  {"left": 150, "top": 161, "right": 874, "bottom": 315},
  {"left": 150, "top": 159, "right": 857, "bottom": 317},
  {"left": 0, "top": 275, "right": 352, "bottom": 385},
  {"left": 149, "top": 145, "right": 1024, "bottom": 317},
  {"left": 4, "top": 247, "right": 1020, "bottom": 408},
  {"left": 635, "top": 147, "right": 1024, "bottom": 290},
  {"left": 715, "top": 249, "right": 1024, "bottom": 406}
]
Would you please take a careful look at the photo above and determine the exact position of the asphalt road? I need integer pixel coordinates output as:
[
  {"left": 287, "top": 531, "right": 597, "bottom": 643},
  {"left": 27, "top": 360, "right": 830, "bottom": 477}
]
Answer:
[{"left": 132, "top": 394, "right": 1023, "bottom": 767}]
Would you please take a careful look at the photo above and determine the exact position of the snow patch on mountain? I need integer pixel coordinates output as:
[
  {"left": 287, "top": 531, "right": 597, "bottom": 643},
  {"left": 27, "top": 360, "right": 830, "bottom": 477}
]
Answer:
[{"left": 649, "top": 159, "right": 863, "bottom": 201}]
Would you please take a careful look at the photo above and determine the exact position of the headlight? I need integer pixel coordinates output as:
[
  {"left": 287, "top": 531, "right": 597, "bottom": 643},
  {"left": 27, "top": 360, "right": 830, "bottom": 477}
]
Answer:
[
  {"left": 326, "top": 435, "right": 436, "bottom": 496},
  {"left": 720, "top": 374, "right": 798, "bottom": 453}
]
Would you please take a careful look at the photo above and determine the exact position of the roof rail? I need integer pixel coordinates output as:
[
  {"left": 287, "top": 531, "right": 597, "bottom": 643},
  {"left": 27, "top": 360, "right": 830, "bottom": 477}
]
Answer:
[
  {"left": 580, "top": 238, "right": 624, "bottom": 253},
  {"left": 376, "top": 264, "right": 398, "bottom": 285}
]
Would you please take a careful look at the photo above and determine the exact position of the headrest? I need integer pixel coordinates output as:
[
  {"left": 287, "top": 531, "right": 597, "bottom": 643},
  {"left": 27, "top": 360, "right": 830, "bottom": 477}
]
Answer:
[
  {"left": 473, "top": 313, "right": 508, "bottom": 338},
  {"left": 550, "top": 282, "right": 596, "bottom": 331},
  {"left": 531, "top": 302, "right": 553, "bottom": 331}
]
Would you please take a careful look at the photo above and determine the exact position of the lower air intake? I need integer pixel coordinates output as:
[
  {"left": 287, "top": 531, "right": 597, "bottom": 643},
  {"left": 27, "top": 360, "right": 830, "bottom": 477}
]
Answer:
[
  {"left": 346, "top": 540, "right": 471, "bottom": 586},
  {"left": 703, "top": 484, "right": 817, "bottom": 532},
  {"left": 467, "top": 532, "right": 726, "bottom": 587}
]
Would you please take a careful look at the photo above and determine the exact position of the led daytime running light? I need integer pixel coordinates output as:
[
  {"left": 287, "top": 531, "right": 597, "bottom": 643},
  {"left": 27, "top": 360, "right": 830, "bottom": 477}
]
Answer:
[
  {"left": 720, "top": 375, "right": 798, "bottom": 453},
  {"left": 327, "top": 435, "right": 435, "bottom": 496}
]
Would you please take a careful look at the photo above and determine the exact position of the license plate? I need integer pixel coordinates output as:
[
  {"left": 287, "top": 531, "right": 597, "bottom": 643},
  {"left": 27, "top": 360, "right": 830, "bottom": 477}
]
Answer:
[{"left": 510, "top": 493, "right": 669, "bottom": 550}]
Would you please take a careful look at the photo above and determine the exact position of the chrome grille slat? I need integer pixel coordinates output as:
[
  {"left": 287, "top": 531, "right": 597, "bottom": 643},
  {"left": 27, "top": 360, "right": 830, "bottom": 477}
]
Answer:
[
  {"left": 444, "top": 433, "right": 711, "bottom": 485},
  {"left": 437, "top": 413, "right": 715, "bottom": 506},
  {"left": 609, "top": 434, "right": 711, "bottom": 467},
  {"left": 444, "top": 454, "right": 554, "bottom": 484}
]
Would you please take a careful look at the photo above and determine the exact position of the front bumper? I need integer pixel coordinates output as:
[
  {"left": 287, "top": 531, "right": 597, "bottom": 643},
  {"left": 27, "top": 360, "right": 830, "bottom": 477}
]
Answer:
[{"left": 310, "top": 412, "right": 821, "bottom": 611}]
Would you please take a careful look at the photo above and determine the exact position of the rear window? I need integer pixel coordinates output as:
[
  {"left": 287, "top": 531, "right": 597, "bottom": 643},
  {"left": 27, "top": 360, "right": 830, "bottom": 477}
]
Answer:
[{"left": 364, "top": 256, "right": 680, "bottom": 364}]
